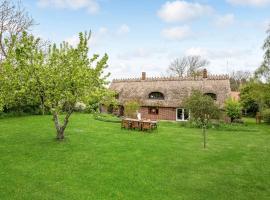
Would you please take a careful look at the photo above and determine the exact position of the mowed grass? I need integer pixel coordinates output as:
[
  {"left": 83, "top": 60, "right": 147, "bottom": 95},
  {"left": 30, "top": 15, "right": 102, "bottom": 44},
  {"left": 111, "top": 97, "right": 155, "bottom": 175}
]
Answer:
[{"left": 0, "top": 114, "right": 270, "bottom": 200}]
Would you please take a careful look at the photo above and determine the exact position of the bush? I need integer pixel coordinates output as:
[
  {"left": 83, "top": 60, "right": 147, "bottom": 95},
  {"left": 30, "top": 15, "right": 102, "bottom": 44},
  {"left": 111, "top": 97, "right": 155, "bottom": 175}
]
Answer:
[
  {"left": 262, "top": 109, "right": 270, "bottom": 124},
  {"left": 74, "top": 102, "right": 87, "bottom": 112},
  {"left": 124, "top": 100, "right": 140, "bottom": 118},
  {"left": 225, "top": 98, "right": 242, "bottom": 122},
  {"left": 183, "top": 90, "right": 220, "bottom": 126}
]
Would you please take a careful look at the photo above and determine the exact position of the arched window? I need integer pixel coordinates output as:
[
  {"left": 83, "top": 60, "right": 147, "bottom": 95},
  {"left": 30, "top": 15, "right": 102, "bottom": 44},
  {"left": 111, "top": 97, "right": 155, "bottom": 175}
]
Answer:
[
  {"left": 204, "top": 93, "right": 217, "bottom": 100},
  {"left": 149, "top": 92, "right": 165, "bottom": 100}
]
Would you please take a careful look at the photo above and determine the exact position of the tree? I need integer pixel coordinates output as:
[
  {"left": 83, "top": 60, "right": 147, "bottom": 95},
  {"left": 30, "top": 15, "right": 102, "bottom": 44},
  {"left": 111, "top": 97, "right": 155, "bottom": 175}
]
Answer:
[
  {"left": 42, "top": 32, "right": 109, "bottom": 140},
  {"left": 168, "top": 57, "right": 188, "bottom": 77},
  {"left": 183, "top": 90, "right": 220, "bottom": 148},
  {"left": 240, "top": 82, "right": 259, "bottom": 116},
  {"left": 187, "top": 56, "right": 209, "bottom": 76},
  {"left": 0, "top": 0, "right": 35, "bottom": 62},
  {"left": 183, "top": 90, "right": 220, "bottom": 123},
  {"left": 168, "top": 55, "right": 209, "bottom": 77},
  {"left": 230, "top": 70, "right": 251, "bottom": 91},
  {"left": 255, "top": 25, "right": 270, "bottom": 82},
  {"left": 240, "top": 81, "right": 270, "bottom": 114},
  {"left": 224, "top": 98, "right": 242, "bottom": 122},
  {"left": 0, "top": 32, "right": 46, "bottom": 114}
]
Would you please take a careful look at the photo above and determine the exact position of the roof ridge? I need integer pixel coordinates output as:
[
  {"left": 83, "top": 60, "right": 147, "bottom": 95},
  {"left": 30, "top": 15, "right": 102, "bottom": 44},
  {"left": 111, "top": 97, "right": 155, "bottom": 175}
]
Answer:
[{"left": 112, "top": 74, "right": 229, "bottom": 83}]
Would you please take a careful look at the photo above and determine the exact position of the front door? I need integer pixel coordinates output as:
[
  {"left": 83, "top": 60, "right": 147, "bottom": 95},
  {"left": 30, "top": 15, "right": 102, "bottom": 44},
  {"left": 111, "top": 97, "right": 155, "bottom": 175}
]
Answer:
[{"left": 176, "top": 108, "right": 189, "bottom": 121}]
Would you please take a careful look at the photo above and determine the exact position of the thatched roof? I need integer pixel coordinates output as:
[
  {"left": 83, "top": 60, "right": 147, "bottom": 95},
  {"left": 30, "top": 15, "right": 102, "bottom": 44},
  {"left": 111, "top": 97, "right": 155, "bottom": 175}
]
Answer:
[{"left": 110, "top": 73, "right": 231, "bottom": 108}]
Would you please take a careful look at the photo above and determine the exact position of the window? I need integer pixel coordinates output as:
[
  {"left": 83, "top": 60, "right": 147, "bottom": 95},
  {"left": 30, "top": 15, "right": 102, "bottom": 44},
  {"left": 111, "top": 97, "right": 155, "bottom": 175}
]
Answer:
[
  {"left": 204, "top": 93, "right": 217, "bottom": 101},
  {"left": 176, "top": 108, "right": 189, "bottom": 121},
  {"left": 149, "top": 92, "right": 165, "bottom": 100},
  {"left": 148, "top": 107, "right": 159, "bottom": 115}
]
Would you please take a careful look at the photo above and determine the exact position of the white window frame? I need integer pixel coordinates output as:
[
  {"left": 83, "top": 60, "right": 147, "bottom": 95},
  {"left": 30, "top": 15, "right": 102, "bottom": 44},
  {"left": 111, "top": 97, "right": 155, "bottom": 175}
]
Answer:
[{"left": 176, "top": 108, "right": 189, "bottom": 121}]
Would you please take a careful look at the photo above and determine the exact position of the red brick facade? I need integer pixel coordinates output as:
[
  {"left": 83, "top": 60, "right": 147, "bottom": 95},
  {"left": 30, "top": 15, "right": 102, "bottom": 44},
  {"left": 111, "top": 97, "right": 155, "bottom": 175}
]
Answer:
[{"left": 139, "top": 106, "right": 177, "bottom": 121}]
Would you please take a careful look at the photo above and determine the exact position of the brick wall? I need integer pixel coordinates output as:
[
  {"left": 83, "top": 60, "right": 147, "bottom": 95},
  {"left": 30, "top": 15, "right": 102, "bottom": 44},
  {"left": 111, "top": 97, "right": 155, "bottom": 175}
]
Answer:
[{"left": 140, "top": 107, "right": 176, "bottom": 121}]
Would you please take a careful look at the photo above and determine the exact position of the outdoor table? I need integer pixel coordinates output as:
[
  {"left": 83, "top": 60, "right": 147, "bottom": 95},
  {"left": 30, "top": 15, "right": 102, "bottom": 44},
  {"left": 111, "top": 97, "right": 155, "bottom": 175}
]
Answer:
[{"left": 121, "top": 118, "right": 157, "bottom": 131}]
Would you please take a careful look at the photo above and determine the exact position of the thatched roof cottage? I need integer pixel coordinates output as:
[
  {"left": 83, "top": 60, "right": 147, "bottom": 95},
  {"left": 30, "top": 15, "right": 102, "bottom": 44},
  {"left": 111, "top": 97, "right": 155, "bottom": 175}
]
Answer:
[{"left": 109, "top": 70, "right": 231, "bottom": 121}]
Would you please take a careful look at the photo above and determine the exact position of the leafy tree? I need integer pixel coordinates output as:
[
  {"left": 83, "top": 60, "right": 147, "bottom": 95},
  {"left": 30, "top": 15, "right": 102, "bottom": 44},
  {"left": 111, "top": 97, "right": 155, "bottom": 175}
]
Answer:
[
  {"left": 42, "top": 32, "right": 109, "bottom": 140},
  {"left": 255, "top": 25, "right": 270, "bottom": 82},
  {"left": 240, "top": 81, "right": 270, "bottom": 114},
  {"left": 0, "top": 32, "right": 46, "bottom": 114},
  {"left": 240, "top": 83, "right": 259, "bottom": 116},
  {"left": 183, "top": 90, "right": 220, "bottom": 123},
  {"left": 224, "top": 98, "right": 242, "bottom": 122},
  {"left": 183, "top": 90, "right": 219, "bottom": 149},
  {"left": 168, "top": 56, "right": 209, "bottom": 77}
]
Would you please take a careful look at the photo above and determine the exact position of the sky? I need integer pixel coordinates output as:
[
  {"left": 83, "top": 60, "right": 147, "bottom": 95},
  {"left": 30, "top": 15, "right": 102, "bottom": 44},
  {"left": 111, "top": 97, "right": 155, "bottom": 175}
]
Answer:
[{"left": 23, "top": 0, "right": 270, "bottom": 79}]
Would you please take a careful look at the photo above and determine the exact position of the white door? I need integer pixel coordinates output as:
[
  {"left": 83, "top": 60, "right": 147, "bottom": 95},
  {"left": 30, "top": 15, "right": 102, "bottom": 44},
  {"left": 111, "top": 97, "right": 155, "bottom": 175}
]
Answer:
[{"left": 176, "top": 108, "right": 189, "bottom": 121}]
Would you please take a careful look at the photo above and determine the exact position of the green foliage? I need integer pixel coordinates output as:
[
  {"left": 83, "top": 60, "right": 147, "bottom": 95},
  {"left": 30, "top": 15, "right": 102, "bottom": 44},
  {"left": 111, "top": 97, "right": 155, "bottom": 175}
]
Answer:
[
  {"left": 179, "top": 119, "right": 251, "bottom": 132},
  {"left": 255, "top": 25, "right": 270, "bottom": 82},
  {"left": 240, "top": 81, "right": 270, "bottom": 113},
  {"left": 124, "top": 100, "right": 140, "bottom": 118},
  {"left": 183, "top": 90, "right": 220, "bottom": 124},
  {"left": 0, "top": 31, "right": 111, "bottom": 139},
  {"left": 240, "top": 82, "right": 259, "bottom": 116},
  {"left": 0, "top": 32, "right": 46, "bottom": 114},
  {"left": 262, "top": 109, "right": 270, "bottom": 124},
  {"left": 225, "top": 98, "right": 242, "bottom": 122}
]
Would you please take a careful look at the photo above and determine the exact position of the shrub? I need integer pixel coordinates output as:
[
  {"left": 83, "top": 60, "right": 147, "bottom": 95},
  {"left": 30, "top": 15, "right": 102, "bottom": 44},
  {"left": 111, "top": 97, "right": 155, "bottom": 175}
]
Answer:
[
  {"left": 225, "top": 98, "right": 242, "bottom": 122},
  {"left": 124, "top": 100, "right": 140, "bottom": 118},
  {"left": 262, "top": 109, "right": 270, "bottom": 124},
  {"left": 74, "top": 102, "right": 87, "bottom": 112},
  {"left": 183, "top": 90, "right": 220, "bottom": 125}
]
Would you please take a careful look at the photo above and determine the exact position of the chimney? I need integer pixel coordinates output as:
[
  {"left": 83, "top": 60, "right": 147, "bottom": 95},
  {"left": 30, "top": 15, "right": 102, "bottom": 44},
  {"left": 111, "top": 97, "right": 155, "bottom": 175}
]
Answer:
[
  {"left": 142, "top": 72, "right": 146, "bottom": 80},
  {"left": 203, "top": 69, "right": 208, "bottom": 79}
]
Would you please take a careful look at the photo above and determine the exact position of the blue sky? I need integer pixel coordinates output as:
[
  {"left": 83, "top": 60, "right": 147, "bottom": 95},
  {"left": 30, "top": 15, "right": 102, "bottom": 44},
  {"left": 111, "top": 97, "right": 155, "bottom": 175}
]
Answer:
[{"left": 24, "top": 0, "right": 270, "bottom": 79}]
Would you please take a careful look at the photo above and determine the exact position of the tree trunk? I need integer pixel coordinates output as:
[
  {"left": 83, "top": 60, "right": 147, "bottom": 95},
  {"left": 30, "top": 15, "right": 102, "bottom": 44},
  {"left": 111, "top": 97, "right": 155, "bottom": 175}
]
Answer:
[{"left": 53, "top": 110, "right": 73, "bottom": 140}]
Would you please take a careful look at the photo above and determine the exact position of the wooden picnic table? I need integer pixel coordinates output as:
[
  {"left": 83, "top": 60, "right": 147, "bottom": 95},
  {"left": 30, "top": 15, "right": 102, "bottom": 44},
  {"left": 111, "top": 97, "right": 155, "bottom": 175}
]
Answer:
[{"left": 121, "top": 118, "right": 158, "bottom": 131}]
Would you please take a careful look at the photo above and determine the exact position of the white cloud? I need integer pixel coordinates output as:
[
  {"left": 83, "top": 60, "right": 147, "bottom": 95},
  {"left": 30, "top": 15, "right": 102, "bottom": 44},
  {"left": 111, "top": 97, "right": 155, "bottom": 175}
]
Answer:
[
  {"left": 65, "top": 35, "right": 80, "bottom": 46},
  {"left": 215, "top": 14, "right": 235, "bottom": 28},
  {"left": 117, "top": 24, "right": 130, "bottom": 35},
  {"left": 183, "top": 46, "right": 261, "bottom": 74},
  {"left": 65, "top": 27, "right": 108, "bottom": 47},
  {"left": 185, "top": 47, "right": 208, "bottom": 57},
  {"left": 227, "top": 0, "right": 270, "bottom": 7},
  {"left": 162, "top": 26, "right": 192, "bottom": 41},
  {"left": 37, "top": 0, "right": 100, "bottom": 14},
  {"left": 157, "top": 0, "right": 212, "bottom": 23}
]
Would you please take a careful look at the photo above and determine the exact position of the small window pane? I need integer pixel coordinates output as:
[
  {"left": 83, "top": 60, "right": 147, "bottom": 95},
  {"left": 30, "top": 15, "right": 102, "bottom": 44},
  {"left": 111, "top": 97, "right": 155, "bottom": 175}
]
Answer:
[
  {"left": 148, "top": 107, "right": 159, "bottom": 115},
  {"left": 184, "top": 109, "right": 189, "bottom": 120},
  {"left": 177, "top": 109, "right": 183, "bottom": 120},
  {"left": 149, "top": 92, "right": 164, "bottom": 100}
]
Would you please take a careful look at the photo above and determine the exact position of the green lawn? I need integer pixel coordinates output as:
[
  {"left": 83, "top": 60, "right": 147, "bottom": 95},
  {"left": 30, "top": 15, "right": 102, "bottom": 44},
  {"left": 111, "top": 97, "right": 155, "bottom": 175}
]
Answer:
[{"left": 0, "top": 114, "right": 269, "bottom": 200}]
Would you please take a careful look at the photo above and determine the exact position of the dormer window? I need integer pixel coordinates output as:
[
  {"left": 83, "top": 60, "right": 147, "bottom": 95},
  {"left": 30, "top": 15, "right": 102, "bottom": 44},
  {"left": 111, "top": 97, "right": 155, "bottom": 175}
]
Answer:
[
  {"left": 204, "top": 93, "right": 217, "bottom": 101},
  {"left": 149, "top": 92, "right": 165, "bottom": 100}
]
